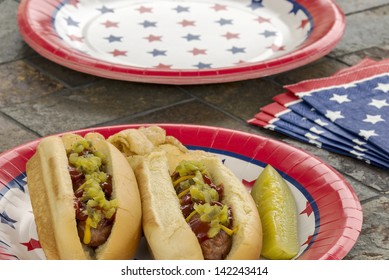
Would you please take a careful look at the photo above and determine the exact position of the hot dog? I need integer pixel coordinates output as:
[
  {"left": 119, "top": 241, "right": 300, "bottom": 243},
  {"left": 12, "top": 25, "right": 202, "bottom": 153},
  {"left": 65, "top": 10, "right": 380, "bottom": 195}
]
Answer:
[
  {"left": 26, "top": 132, "right": 142, "bottom": 259},
  {"left": 108, "top": 126, "right": 263, "bottom": 260}
]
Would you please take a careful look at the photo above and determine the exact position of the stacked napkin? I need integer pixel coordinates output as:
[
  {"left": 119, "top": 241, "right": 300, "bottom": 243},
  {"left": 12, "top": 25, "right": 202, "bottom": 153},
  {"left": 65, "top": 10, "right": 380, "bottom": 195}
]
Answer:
[{"left": 248, "top": 59, "right": 389, "bottom": 169}]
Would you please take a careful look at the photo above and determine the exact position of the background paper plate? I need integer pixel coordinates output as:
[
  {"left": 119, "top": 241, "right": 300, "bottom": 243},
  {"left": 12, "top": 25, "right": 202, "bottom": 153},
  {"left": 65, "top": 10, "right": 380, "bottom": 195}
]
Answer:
[
  {"left": 0, "top": 124, "right": 362, "bottom": 260},
  {"left": 17, "top": 0, "right": 345, "bottom": 84}
]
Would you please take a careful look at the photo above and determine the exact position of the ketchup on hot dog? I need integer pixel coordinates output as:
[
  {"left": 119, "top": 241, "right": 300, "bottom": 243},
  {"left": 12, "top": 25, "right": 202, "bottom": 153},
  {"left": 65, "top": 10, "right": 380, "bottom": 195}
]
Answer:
[
  {"left": 66, "top": 139, "right": 118, "bottom": 247},
  {"left": 171, "top": 160, "right": 235, "bottom": 259}
]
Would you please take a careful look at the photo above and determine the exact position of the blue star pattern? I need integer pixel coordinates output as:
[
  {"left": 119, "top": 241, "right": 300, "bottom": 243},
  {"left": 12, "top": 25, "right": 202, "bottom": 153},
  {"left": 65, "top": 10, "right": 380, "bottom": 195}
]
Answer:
[
  {"left": 296, "top": 74, "right": 389, "bottom": 153},
  {"left": 182, "top": 33, "right": 201, "bottom": 41},
  {"left": 173, "top": 5, "right": 190, "bottom": 13},
  {"left": 260, "top": 30, "right": 277, "bottom": 38},
  {"left": 215, "top": 18, "right": 233, "bottom": 26},
  {"left": 139, "top": 20, "right": 157, "bottom": 28},
  {"left": 97, "top": 5, "right": 114, "bottom": 14},
  {"left": 148, "top": 49, "right": 167, "bottom": 57},
  {"left": 194, "top": 62, "right": 212, "bottom": 69},
  {"left": 104, "top": 35, "right": 122, "bottom": 43},
  {"left": 250, "top": 62, "right": 389, "bottom": 169},
  {"left": 54, "top": 1, "right": 313, "bottom": 70},
  {"left": 1, "top": 173, "right": 44, "bottom": 259},
  {"left": 247, "top": 0, "right": 264, "bottom": 10},
  {"left": 287, "top": 0, "right": 304, "bottom": 15},
  {"left": 227, "top": 46, "right": 246, "bottom": 54},
  {"left": 260, "top": 104, "right": 389, "bottom": 168},
  {"left": 64, "top": 16, "right": 79, "bottom": 27}
]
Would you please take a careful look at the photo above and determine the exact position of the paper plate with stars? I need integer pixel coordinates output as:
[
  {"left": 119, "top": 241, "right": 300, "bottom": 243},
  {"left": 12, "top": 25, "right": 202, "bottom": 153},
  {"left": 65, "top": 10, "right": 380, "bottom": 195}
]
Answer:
[
  {"left": 0, "top": 124, "right": 362, "bottom": 260},
  {"left": 17, "top": 0, "right": 345, "bottom": 84}
]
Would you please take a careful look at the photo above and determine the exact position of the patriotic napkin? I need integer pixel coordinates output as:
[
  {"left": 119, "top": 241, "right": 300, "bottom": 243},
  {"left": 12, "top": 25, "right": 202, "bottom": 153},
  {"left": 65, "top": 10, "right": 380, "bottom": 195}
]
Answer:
[{"left": 248, "top": 58, "right": 389, "bottom": 169}]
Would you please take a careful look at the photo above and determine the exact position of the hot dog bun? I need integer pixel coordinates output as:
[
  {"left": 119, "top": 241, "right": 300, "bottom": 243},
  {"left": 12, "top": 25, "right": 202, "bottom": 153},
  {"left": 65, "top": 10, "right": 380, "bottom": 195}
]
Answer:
[
  {"left": 107, "top": 126, "right": 188, "bottom": 157},
  {"left": 26, "top": 133, "right": 142, "bottom": 259},
  {"left": 130, "top": 151, "right": 203, "bottom": 259},
  {"left": 108, "top": 126, "right": 262, "bottom": 260},
  {"left": 130, "top": 150, "right": 262, "bottom": 260}
]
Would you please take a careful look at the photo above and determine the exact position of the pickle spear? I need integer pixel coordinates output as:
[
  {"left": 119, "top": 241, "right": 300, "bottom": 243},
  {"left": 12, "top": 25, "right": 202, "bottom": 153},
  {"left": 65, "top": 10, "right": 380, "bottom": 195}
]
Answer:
[{"left": 251, "top": 164, "right": 299, "bottom": 260}]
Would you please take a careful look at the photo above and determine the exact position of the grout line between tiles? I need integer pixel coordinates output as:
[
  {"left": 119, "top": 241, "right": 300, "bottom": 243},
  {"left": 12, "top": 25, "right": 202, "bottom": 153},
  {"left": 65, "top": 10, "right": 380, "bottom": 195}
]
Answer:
[
  {"left": 0, "top": 111, "right": 41, "bottom": 137},
  {"left": 344, "top": 4, "right": 389, "bottom": 16},
  {"left": 87, "top": 97, "right": 197, "bottom": 127}
]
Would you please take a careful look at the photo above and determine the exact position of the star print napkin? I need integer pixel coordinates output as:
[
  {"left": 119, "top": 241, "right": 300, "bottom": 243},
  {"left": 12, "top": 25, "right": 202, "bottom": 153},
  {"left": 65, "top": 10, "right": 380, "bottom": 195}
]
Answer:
[{"left": 248, "top": 59, "right": 389, "bottom": 169}]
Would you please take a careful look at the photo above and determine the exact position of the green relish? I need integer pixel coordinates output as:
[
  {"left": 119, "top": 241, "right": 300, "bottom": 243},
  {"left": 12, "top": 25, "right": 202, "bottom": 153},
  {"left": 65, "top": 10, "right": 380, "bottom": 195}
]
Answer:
[
  {"left": 172, "top": 160, "right": 234, "bottom": 239},
  {"left": 67, "top": 139, "right": 117, "bottom": 245}
]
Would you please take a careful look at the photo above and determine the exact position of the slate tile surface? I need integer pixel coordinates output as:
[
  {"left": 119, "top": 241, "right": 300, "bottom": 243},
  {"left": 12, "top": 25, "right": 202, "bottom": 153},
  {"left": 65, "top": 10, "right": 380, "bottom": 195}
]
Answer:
[{"left": 0, "top": 0, "right": 388, "bottom": 260}]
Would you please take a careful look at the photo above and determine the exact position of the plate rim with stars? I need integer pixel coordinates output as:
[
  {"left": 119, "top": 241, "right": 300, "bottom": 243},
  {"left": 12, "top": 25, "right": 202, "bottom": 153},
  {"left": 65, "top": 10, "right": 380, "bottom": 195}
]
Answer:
[
  {"left": 0, "top": 124, "right": 362, "bottom": 260},
  {"left": 17, "top": 0, "right": 345, "bottom": 84}
]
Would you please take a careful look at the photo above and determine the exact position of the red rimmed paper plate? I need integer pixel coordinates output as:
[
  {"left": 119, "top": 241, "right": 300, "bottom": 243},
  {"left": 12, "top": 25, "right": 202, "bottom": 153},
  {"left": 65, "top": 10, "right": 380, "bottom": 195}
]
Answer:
[
  {"left": 0, "top": 124, "right": 362, "bottom": 260},
  {"left": 17, "top": 0, "right": 345, "bottom": 84}
]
